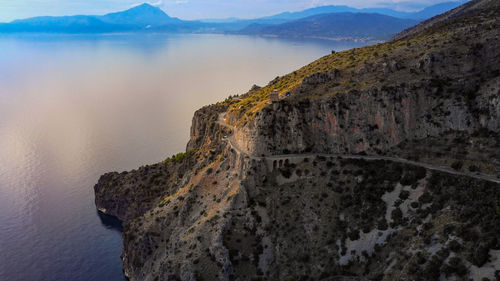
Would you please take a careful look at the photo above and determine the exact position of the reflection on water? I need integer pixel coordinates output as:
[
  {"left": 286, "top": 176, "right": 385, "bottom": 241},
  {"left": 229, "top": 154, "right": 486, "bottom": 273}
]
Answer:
[{"left": 0, "top": 33, "right": 366, "bottom": 281}]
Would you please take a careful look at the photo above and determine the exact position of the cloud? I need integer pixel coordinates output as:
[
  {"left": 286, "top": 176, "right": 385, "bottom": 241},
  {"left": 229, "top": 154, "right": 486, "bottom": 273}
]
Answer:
[
  {"left": 151, "top": 0, "right": 164, "bottom": 6},
  {"left": 164, "top": 0, "right": 189, "bottom": 4}
]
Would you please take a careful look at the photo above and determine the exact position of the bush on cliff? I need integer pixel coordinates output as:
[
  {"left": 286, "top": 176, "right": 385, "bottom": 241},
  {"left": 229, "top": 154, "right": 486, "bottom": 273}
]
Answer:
[
  {"left": 164, "top": 149, "right": 198, "bottom": 163},
  {"left": 451, "top": 161, "right": 463, "bottom": 171}
]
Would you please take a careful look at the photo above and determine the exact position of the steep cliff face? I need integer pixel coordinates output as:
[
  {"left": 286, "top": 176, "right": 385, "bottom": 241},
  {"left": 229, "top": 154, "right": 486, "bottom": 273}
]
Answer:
[
  {"left": 186, "top": 104, "right": 229, "bottom": 151},
  {"left": 94, "top": 153, "right": 200, "bottom": 222},
  {"left": 235, "top": 76, "right": 500, "bottom": 156},
  {"left": 94, "top": 103, "right": 233, "bottom": 222},
  {"left": 94, "top": 1, "right": 500, "bottom": 280}
]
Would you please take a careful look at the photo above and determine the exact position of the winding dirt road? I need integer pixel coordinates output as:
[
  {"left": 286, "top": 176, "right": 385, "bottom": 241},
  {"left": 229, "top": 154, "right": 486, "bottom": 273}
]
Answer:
[{"left": 218, "top": 113, "right": 500, "bottom": 184}]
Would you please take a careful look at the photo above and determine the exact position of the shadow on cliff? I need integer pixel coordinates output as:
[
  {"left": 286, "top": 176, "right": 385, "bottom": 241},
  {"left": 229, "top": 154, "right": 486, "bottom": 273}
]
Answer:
[{"left": 97, "top": 211, "right": 123, "bottom": 233}]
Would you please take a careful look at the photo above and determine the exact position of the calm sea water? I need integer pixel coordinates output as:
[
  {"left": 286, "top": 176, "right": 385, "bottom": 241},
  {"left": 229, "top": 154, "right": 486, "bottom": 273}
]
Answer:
[{"left": 0, "top": 33, "right": 365, "bottom": 281}]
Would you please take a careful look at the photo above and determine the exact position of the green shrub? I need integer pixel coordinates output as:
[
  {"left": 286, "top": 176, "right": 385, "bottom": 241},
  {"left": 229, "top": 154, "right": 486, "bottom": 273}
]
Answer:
[
  {"left": 399, "top": 190, "right": 410, "bottom": 200},
  {"left": 280, "top": 168, "right": 293, "bottom": 178},
  {"left": 165, "top": 149, "right": 198, "bottom": 163},
  {"left": 469, "top": 165, "right": 480, "bottom": 172},
  {"left": 445, "top": 257, "right": 468, "bottom": 277},
  {"left": 448, "top": 240, "right": 462, "bottom": 252},
  {"left": 470, "top": 243, "right": 491, "bottom": 267},
  {"left": 451, "top": 161, "right": 463, "bottom": 171},
  {"left": 377, "top": 219, "right": 388, "bottom": 230},
  {"left": 391, "top": 208, "right": 403, "bottom": 225}
]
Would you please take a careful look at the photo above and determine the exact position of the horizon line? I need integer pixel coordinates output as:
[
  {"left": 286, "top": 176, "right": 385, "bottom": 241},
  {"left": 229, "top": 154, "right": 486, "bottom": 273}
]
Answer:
[{"left": 0, "top": 1, "right": 465, "bottom": 24}]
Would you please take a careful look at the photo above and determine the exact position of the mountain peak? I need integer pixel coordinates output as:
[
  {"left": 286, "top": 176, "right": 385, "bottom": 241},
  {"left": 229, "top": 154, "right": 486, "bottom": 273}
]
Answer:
[
  {"left": 99, "top": 2, "right": 180, "bottom": 26},
  {"left": 115, "top": 3, "right": 167, "bottom": 17},
  {"left": 135, "top": 3, "right": 155, "bottom": 7},
  {"left": 128, "top": 3, "right": 162, "bottom": 12}
]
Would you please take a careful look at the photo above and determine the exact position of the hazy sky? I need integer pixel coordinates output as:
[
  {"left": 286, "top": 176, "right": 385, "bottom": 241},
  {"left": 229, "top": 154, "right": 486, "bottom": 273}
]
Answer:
[{"left": 0, "top": 0, "right": 459, "bottom": 22}]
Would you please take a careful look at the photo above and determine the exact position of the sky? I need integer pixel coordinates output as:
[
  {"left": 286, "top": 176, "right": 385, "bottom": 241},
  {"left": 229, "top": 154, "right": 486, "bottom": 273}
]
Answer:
[{"left": 0, "top": 0, "right": 460, "bottom": 22}]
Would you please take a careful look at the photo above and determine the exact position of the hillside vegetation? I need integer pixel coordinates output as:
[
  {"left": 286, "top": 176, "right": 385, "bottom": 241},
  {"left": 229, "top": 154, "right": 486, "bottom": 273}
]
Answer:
[
  {"left": 94, "top": 1, "right": 500, "bottom": 280},
  {"left": 228, "top": 0, "right": 499, "bottom": 127},
  {"left": 237, "top": 13, "right": 418, "bottom": 41}
]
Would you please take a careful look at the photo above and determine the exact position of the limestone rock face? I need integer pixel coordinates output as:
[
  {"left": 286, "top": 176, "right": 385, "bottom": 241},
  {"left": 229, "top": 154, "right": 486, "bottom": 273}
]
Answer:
[
  {"left": 186, "top": 104, "right": 228, "bottom": 152},
  {"left": 234, "top": 78, "right": 500, "bottom": 156}
]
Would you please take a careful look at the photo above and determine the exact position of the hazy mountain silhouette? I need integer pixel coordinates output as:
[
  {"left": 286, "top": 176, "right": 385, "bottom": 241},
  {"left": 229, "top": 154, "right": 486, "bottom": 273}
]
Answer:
[
  {"left": 0, "top": 1, "right": 466, "bottom": 35},
  {"left": 250, "top": 1, "right": 466, "bottom": 22},
  {"left": 98, "top": 3, "right": 181, "bottom": 26},
  {"left": 238, "top": 13, "right": 419, "bottom": 41},
  {"left": 0, "top": 4, "right": 183, "bottom": 32}
]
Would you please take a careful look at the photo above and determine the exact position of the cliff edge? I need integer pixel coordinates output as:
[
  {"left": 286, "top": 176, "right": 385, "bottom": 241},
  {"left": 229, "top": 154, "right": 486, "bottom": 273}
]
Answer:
[{"left": 94, "top": 1, "right": 500, "bottom": 280}]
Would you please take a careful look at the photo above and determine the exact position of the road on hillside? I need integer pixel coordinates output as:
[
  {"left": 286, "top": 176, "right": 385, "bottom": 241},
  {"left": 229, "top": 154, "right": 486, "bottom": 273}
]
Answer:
[{"left": 217, "top": 113, "right": 500, "bottom": 184}]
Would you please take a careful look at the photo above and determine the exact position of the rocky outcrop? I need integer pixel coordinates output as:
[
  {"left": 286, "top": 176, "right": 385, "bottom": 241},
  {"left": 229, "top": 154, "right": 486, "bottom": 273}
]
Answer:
[
  {"left": 94, "top": 1, "right": 500, "bottom": 280},
  {"left": 95, "top": 103, "right": 231, "bottom": 222},
  {"left": 186, "top": 104, "right": 229, "bottom": 151},
  {"left": 99, "top": 148, "right": 500, "bottom": 281},
  {"left": 94, "top": 154, "right": 200, "bottom": 222},
  {"left": 234, "top": 76, "right": 500, "bottom": 156}
]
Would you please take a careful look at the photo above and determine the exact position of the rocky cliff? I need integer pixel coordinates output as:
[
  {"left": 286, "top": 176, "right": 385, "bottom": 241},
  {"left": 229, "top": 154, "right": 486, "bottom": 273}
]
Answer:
[
  {"left": 94, "top": 0, "right": 500, "bottom": 280},
  {"left": 230, "top": 0, "right": 499, "bottom": 156}
]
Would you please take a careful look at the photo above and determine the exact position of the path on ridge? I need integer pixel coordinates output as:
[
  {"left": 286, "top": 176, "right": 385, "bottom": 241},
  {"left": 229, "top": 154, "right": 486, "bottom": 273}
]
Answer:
[{"left": 217, "top": 113, "right": 500, "bottom": 184}]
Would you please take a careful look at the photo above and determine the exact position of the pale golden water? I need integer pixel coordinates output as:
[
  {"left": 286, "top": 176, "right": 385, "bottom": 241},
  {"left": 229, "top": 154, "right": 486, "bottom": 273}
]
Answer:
[{"left": 0, "top": 33, "right": 365, "bottom": 280}]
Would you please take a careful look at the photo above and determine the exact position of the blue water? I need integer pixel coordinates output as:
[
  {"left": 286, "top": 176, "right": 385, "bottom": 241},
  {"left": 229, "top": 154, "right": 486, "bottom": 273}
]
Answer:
[{"left": 0, "top": 33, "right": 366, "bottom": 281}]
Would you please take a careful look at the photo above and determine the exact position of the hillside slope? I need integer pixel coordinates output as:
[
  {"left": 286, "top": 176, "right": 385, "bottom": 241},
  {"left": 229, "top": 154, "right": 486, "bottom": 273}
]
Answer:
[
  {"left": 94, "top": 0, "right": 500, "bottom": 280},
  {"left": 392, "top": 0, "right": 499, "bottom": 40}
]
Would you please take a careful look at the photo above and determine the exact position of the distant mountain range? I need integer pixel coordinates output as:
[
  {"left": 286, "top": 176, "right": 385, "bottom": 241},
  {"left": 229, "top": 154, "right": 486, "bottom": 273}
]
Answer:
[
  {"left": 0, "top": 4, "right": 186, "bottom": 33},
  {"left": 256, "top": 1, "right": 466, "bottom": 22},
  {"left": 0, "top": 1, "right": 467, "bottom": 41},
  {"left": 237, "top": 13, "right": 419, "bottom": 41}
]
